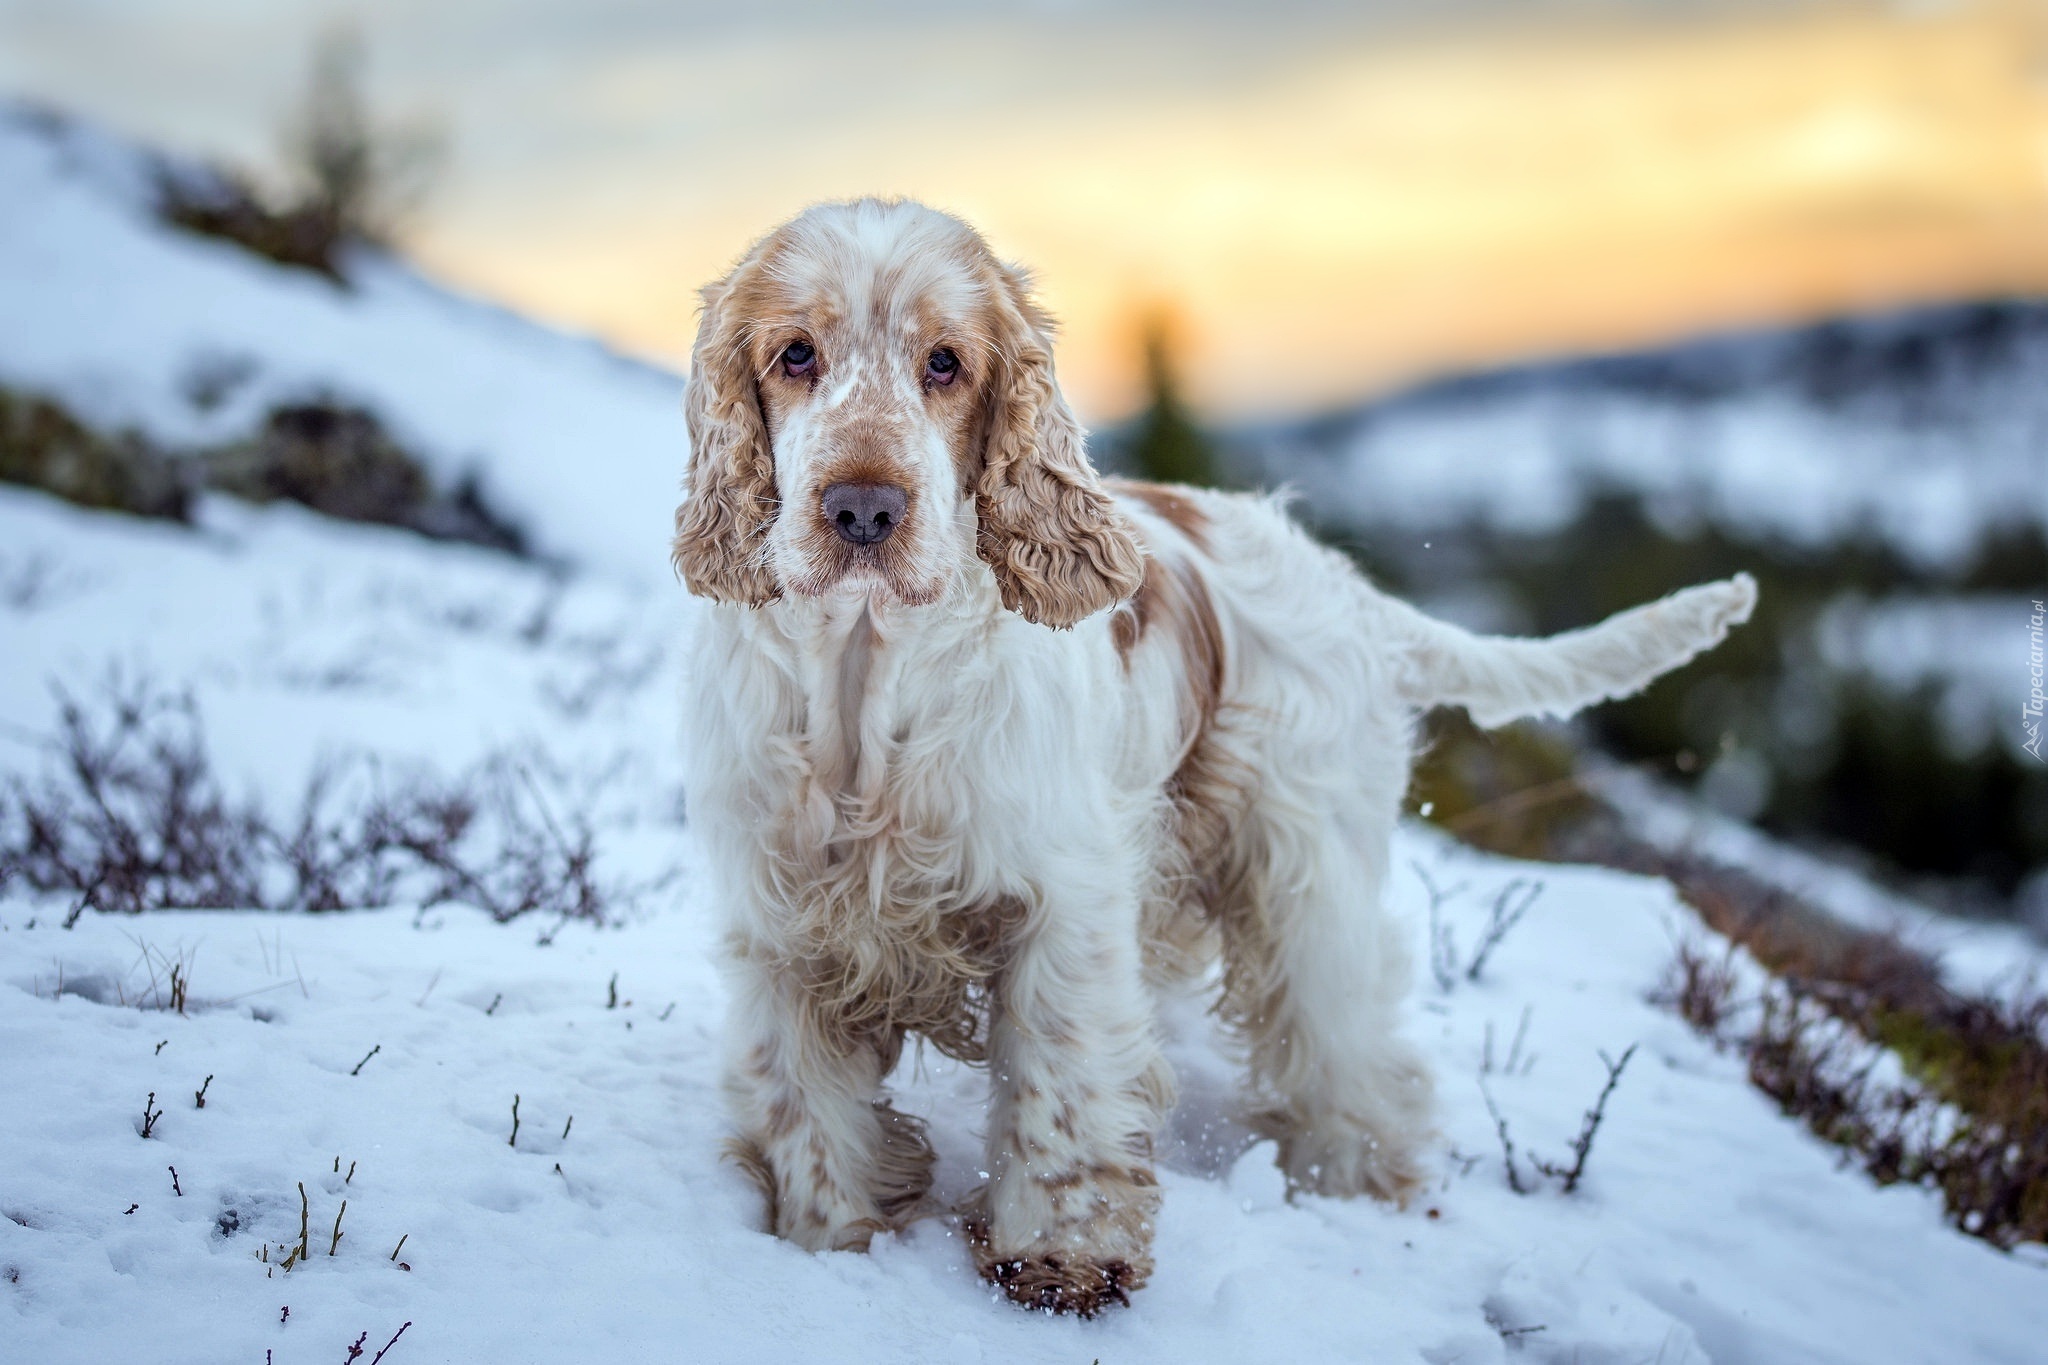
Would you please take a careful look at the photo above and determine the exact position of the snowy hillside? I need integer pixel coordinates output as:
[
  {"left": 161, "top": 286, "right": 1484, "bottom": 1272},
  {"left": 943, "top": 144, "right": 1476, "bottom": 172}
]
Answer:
[
  {"left": 0, "top": 102, "right": 687, "bottom": 584},
  {"left": 4, "top": 106, "right": 2046, "bottom": 1363},
  {"left": 1248, "top": 300, "right": 2048, "bottom": 568}
]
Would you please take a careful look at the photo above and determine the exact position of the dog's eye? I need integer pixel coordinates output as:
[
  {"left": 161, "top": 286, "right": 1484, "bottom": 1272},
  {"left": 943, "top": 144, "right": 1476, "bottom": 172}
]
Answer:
[
  {"left": 926, "top": 348, "right": 959, "bottom": 386},
  {"left": 781, "top": 341, "right": 816, "bottom": 378}
]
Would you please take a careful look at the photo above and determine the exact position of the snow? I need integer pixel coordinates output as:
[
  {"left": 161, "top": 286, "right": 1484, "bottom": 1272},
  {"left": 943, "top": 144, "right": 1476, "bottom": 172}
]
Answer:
[
  {"left": 4, "top": 484, "right": 2045, "bottom": 1363},
  {"left": 4, "top": 102, "right": 2044, "bottom": 1365}
]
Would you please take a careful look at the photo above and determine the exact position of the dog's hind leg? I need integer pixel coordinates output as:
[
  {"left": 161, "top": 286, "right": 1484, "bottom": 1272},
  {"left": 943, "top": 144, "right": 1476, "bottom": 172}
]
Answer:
[{"left": 1215, "top": 710, "right": 1435, "bottom": 1203}]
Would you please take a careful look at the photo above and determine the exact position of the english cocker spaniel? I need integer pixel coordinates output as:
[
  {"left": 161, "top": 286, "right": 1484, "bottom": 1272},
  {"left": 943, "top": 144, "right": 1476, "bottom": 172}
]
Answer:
[{"left": 672, "top": 198, "right": 1754, "bottom": 1315}]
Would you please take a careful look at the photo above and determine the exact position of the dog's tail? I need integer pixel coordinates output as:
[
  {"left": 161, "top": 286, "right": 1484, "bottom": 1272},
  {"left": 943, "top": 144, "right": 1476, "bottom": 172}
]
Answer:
[{"left": 1388, "top": 573, "right": 1757, "bottom": 728}]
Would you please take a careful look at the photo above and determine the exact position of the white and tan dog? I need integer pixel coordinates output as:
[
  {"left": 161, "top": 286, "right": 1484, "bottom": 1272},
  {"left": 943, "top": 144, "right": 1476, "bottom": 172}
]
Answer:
[{"left": 672, "top": 198, "right": 1754, "bottom": 1314}]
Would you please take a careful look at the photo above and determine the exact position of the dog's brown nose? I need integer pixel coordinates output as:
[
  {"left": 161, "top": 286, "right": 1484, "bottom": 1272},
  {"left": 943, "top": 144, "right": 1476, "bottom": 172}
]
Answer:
[{"left": 821, "top": 482, "right": 907, "bottom": 545}]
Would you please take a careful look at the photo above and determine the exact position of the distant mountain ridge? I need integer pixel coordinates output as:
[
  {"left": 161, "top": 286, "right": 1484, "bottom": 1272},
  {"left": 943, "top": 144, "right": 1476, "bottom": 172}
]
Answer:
[{"left": 1251, "top": 297, "right": 2048, "bottom": 566}]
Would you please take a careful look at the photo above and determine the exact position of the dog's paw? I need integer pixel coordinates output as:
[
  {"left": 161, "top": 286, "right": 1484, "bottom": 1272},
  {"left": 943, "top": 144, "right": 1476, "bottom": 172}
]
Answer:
[
  {"left": 967, "top": 1217, "right": 1146, "bottom": 1316},
  {"left": 1267, "top": 1115, "right": 1430, "bottom": 1205}
]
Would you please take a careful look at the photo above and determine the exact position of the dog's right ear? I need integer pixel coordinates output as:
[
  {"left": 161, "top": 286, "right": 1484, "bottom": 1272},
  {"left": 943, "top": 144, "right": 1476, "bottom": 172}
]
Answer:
[{"left": 673, "top": 272, "right": 781, "bottom": 607}]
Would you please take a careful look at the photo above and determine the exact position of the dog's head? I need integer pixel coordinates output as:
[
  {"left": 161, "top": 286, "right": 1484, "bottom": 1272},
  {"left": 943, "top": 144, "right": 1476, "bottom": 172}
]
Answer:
[{"left": 672, "top": 199, "right": 1143, "bottom": 628}]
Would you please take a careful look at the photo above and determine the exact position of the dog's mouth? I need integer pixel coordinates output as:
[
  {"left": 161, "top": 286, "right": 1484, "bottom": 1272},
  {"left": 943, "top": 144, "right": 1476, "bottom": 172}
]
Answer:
[{"left": 786, "top": 533, "right": 944, "bottom": 607}]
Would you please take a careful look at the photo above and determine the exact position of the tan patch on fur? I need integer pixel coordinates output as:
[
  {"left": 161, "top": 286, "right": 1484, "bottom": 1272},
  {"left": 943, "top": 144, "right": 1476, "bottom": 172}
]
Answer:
[
  {"left": 1118, "top": 551, "right": 1254, "bottom": 987},
  {"left": 722, "top": 1135, "right": 780, "bottom": 1230},
  {"left": 1109, "top": 557, "right": 1160, "bottom": 664},
  {"left": 870, "top": 1100, "right": 938, "bottom": 1224},
  {"left": 1110, "top": 478, "right": 1212, "bottom": 552}
]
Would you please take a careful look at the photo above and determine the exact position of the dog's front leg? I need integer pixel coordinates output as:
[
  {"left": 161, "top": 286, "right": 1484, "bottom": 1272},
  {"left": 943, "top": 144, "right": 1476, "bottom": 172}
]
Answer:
[
  {"left": 722, "top": 947, "right": 932, "bottom": 1252},
  {"left": 973, "top": 887, "right": 1170, "bottom": 1316}
]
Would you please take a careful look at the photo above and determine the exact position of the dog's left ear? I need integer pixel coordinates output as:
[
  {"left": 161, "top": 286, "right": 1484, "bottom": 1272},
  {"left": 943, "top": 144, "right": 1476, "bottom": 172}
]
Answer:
[{"left": 973, "top": 265, "right": 1145, "bottom": 629}]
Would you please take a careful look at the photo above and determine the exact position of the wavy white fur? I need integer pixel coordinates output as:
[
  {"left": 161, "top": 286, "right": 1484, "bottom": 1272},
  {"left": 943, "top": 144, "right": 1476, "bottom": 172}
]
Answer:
[{"left": 674, "top": 198, "right": 1757, "bottom": 1316}]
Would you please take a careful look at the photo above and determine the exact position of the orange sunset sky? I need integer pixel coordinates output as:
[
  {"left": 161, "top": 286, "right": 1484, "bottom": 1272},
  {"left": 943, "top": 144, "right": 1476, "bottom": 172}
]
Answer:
[{"left": 7, "top": 0, "right": 2048, "bottom": 419}]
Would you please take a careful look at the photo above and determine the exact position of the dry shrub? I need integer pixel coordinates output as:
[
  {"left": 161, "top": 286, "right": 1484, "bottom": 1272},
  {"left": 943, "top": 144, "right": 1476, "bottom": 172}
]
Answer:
[
  {"left": 1651, "top": 937, "right": 1741, "bottom": 1037},
  {"left": 0, "top": 677, "right": 656, "bottom": 929},
  {"left": 2, "top": 683, "right": 268, "bottom": 918},
  {"left": 1, "top": 387, "right": 190, "bottom": 520},
  {"left": 155, "top": 29, "right": 441, "bottom": 281},
  {"left": 3, "top": 381, "right": 527, "bottom": 555},
  {"left": 157, "top": 166, "right": 349, "bottom": 281},
  {"left": 1663, "top": 943, "right": 2048, "bottom": 1251},
  {"left": 205, "top": 401, "right": 526, "bottom": 554}
]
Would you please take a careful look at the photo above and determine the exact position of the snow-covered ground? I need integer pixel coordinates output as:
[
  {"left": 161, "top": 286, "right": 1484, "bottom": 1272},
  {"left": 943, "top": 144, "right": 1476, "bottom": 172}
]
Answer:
[
  {"left": 4, "top": 101, "right": 2044, "bottom": 1365},
  {"left": 4, "top": 482, "right": 2045, "bottom": 1364}
]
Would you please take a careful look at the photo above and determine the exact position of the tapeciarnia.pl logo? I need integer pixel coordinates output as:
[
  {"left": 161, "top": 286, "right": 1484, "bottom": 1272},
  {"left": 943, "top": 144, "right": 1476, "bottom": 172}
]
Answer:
[{"left": 2026, "top": 598, "right": 2045, "bottom": 761}]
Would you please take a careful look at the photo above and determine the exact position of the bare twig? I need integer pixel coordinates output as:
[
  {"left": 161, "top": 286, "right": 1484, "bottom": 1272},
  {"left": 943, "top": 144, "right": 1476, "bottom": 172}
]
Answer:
[
  {"left": 1465, "top": 879, "right": 1543, "bottom": 983},
  {"left": 279, "top": 1181, "right": 310, "bottom": 1272},
  {"left": 561, "top": 1115, "right": 573, "bottom": 1142},
  {"left": 1477, "top": 1076, "right": 1527, "bottom": 1194},
  {"left": 349, "top": 1044, "right": 380, "bottom": 1077},
  {"left": 508, "top": 1093, "right": 520, "bottom": 1148},
  {"left": 140, "top": 1091, "right": 163, "bottom": 1139},
  {"left": 328, "top": 1199, "right": 347, "bottom": 1256},
  {"left": 167, "top": 1165, "right": 182, "bottom": 1196},
  {"left": 369, "top": 1321, "right": 412, "bottom": 1365},
  {"left": 388, "top": 1234, "right": 408, "bottom": 1262},
  {"left": 1505, "top": 1004, "right": 1534, "bottom": 1076},
  {"left": 484, "top": 992, "right": 501, "bottom": 1016},
  {"left": 194, "top": 1074, "right": 212, "bottom": 1108},
  {"left": 344, "top": 1330, "right": 368, "bottom": 1362},
  {"left": 1413, "top": 860, "right": 1469, "bottom": 995},
  {"left": 1531, "top": 1044, "right": 1639, "bottom": 1194}
]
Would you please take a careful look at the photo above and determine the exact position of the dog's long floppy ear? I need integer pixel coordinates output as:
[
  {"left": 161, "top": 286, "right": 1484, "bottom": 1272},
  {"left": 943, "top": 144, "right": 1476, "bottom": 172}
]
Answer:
[
  {"left": 672, "top": 270, "right": 781, "bottom": 607},
  {"left": 974, "top": 265, "right": 1145, "bottom": 629}
]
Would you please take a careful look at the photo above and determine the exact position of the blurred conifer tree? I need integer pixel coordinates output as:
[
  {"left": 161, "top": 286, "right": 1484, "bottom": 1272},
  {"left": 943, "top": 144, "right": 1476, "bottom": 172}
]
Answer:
[{"left": 1125, "top": 315, "right": 1221, "bottom": 487}]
